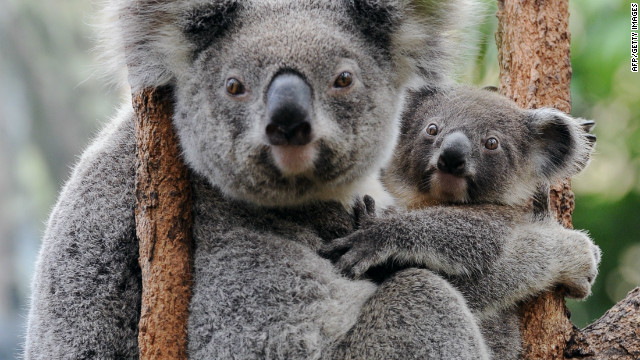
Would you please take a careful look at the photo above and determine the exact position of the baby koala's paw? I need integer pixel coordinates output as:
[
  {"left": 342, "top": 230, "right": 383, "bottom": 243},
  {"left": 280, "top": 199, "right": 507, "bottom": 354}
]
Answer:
[
  {"left": 319, "top": 230, "right": 393, "bottom": 279},
  {"left": 319, "top": 195, "right": 392, "bottom": 279},
  {"left": 558, "top": 229, "right": 601, "bottom": 299},
  {"left": 353, "top": 195, "right": 377, "bottom": 229}
]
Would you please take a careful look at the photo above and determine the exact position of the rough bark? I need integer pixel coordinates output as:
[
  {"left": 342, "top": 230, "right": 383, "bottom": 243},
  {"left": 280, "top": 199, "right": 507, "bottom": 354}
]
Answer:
[
  {"left": 497, "top": 1, "right": 640, "bottom": 359},
  {"left": 133, "top": 86, "right": 193, "bottom": 360},
  {"left": 497, "top": 0, "right": 578, "bottom": 358},
  {"left": 565, "top": 288, "right": 640, "bottom": 360}
]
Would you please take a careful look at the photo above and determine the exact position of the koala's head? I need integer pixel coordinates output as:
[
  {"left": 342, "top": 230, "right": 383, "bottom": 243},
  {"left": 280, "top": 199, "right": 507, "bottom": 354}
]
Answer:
[
  {"left": 103, "top": 0, "right": 478, "bottom": 207},
  {"left": 385, "top": 86, "right": 594, "bottom": 207}
]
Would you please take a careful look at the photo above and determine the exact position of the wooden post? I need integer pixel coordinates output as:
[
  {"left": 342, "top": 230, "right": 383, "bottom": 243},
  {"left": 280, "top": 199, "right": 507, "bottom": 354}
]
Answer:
[
  {"left": 133, "top": 86, "right": 193, "bottom": 359},
  {"left": 496, "top": 1, "right": 640, "bottom": 358}
]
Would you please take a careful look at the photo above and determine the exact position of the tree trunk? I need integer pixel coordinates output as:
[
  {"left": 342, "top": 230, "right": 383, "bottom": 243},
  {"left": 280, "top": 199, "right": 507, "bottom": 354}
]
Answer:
[
  {"left": 133, "top": 86, "right": 193, "bottom": 360},
  {"left": 496, "top": 1, "right": 640, "bottom": 358}
]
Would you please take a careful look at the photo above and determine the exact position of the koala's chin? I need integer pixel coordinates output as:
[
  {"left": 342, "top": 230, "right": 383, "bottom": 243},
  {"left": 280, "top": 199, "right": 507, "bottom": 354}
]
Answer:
[
  {"left": 428, "top": 171, "right": 470, "bottom": 203},
  {"left": 270, "top": 144, "right": 319, "bottom": 177}
]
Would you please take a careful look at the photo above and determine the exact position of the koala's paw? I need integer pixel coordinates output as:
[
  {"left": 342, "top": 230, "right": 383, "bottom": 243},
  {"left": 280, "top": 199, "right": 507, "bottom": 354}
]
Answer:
[
  {"left": 353, "top": 195, "right": 377, "bottom": 229},
  {"left": 559, "top": 230, "right": 601, "bottom": 299},
  {"left": 319, "top": 231, "right": 391, "bottom": 279}
]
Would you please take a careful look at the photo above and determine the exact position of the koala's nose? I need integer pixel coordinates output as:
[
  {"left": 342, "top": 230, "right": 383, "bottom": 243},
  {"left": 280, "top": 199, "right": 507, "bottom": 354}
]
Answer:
[
  {"left": 437, "top": 132, "right": 471, "bottom": 176},
  {"left": 265, "top": 72, "right": 313, "bottom": 146}
]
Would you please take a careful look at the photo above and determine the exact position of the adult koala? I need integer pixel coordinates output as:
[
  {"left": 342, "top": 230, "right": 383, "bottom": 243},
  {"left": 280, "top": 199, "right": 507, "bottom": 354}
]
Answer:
[{"left": 26, "top": 1, "right": 528, "bottom": 359}]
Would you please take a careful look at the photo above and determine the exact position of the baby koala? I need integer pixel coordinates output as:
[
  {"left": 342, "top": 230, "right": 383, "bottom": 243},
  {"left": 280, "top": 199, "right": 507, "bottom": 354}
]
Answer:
[
  {"left": 323, "top": 85, "right": 600, "bottom": 359},
  {"left": 385, "top": 85, "right": 596, "bottom": 209}
]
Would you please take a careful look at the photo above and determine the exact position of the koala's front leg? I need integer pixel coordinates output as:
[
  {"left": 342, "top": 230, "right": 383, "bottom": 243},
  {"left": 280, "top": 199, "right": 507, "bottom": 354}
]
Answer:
[
  {"left": 331, "top": 268, "right": 490, "bottom": 360},
  {"left": 321, "top": 204, "right": 509, "bottom": 279},
  {"left": 449, "top": 219, "right": 601, "bottom": 316}
]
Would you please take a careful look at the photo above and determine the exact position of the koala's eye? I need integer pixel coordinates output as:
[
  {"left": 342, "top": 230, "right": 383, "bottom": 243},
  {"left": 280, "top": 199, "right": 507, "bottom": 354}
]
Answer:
[
  {"left": 226, "top": 78, "right": 245, "bottom": 96},
  {"left": 485, "top": 137, "right": 499, "bottom": 150},
  {"left": 334, "top": 72, "right": 353, "bottom": 88},
  {"left": 426, "top": 124, "right": 438, "bottom": 136}
]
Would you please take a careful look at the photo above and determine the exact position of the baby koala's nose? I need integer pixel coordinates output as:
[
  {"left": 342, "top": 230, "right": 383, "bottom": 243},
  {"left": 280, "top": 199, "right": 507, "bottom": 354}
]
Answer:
[
  {"left": 437, "top": 132, "right": 471, "bottom": 176},
  {"left": 265, "top": 72, "right": 313, "bottom": 146}
]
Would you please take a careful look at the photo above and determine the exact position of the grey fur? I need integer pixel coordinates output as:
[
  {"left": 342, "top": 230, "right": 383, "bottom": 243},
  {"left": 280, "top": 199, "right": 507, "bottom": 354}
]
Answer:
[
  {"left": 26, "top": 112, "right": 490, "bottom": 359},
  {"left": 27, "top": 1, "right": 502, "bottom": 359},
  {"left": 26, "top": 109, "right": 141, "bottom": 359},
  {"left": 25, "top": 1, "right": 598, "bottom": 357},
  {"left": 333, "top": 268, "right": 488, "bottom": 360},
  {"left": 322, "top": 86, "right": 600, "bottom": 359}
]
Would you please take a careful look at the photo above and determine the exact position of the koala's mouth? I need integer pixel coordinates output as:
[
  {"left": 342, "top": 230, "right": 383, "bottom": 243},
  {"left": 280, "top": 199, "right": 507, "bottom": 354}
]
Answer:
[
  {"left": 429, "top": 170, "right": 469, "bottom": 203},
  {"left": 270, "top": 143, "right": 318, "bottom": 176}
]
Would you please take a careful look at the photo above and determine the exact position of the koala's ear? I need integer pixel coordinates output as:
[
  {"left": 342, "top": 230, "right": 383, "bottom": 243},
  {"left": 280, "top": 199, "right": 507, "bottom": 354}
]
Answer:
[
  {"left": 527, "top": 108, "right": 595, "bottom": 180},
  {"left": 181, "top": 1, "right": 240, "bottom": 51},
  {"left": 348, "top": 0, "right": 483, "bottom": 88},
  {"left": 348, "top": 0, "right": 403, "bottom": 47},
  {"left": 99, "top": 0, "right": 240, "bottom": 91}
]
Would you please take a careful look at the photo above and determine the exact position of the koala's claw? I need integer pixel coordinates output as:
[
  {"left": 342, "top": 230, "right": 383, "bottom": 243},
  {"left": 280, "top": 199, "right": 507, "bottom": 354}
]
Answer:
[
  {"left": 335, "top": 251, "right": 367, "bottom": 279},
  {"left": 353, "top": 195, "right": 377, "bottom": 229},
  {"left": 363, "top": 195, "right": 376, "bottom": 215},
  {"left": 579, "top": 119, "right": 596, "bottom": 133},
  {"left": 578, "top": 119, "right": 597, "bottom": 145},
  {"left": 335, "top": 243, "right": 389, "bottom": 279},
  {"left": 319, "top": 237, "right": 355, "bottom": 263},
  {"left": 563, "top": 276, "right": 595, "bottom": 299}
]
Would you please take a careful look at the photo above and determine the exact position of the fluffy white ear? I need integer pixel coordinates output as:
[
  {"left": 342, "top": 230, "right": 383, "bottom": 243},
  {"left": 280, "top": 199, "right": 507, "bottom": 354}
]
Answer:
[
  {"left": 390, "top": 0, "right": 484, "bottom": 88},
  {"left": 346, "top": 0, "right": 483, "bottom": 88},
  {"left": 527, "top": 108, "right": 595, "bottom": 181},
  {"left": 96, "top": 0, "right": 201, "bottom": 91}
]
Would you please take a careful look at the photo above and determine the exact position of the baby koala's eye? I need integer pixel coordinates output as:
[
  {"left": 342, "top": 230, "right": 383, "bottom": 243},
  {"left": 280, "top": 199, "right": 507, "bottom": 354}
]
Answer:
[
  {"left": 334, "top": 71, "right": 353, "bottom": 88},
  {"left": 485, "top": 137, "right": 499, "bottom": 150},
  {"left": 226, "top": 78, "right": 245, "bottom": 96},
  {"left": 426, "top": 123, "right": 438, "bottom": 136}
]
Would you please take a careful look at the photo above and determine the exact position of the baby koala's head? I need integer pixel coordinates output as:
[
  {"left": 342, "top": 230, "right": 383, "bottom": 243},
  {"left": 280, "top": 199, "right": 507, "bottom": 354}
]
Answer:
[{"left": 384, "top": 86, "right": 595, "bottom": 208}]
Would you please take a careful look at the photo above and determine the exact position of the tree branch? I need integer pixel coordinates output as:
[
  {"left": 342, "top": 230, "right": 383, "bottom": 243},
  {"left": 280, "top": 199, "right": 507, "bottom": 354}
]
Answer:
[
  {"left": 133, "top": 86, "right": 193, "bottom": 360},
  {"left": 497, "top": 0, "right": 640, "bottom": 358},
  {"left": 566, "top": 288, "right": 640, "bottom": 359}
]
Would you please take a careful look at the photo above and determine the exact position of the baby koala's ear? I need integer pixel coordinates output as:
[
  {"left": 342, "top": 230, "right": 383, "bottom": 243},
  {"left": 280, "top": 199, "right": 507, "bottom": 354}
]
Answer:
[{"left": 526, "top": 108, "right": 595, "bottom": 181}]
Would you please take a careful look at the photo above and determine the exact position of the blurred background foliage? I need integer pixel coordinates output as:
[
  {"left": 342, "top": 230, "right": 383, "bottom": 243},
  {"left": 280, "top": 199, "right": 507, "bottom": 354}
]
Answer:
[{"left": 0, "top": 0, "right": 637, "bottom": 358}]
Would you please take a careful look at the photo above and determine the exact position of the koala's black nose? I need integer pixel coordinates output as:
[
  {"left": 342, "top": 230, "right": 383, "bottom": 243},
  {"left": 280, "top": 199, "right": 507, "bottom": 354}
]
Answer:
[
  {"left": 437, "top": 132, "right": 471, "bottom": 176},
  {"left": 265, "top": 72, "right": 313, "bottom": 146}
]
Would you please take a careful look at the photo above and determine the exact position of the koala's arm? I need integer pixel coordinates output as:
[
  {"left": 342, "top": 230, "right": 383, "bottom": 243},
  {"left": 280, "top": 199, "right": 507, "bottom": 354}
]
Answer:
[
  {"left": 25, "top": 108, "right": 141, "bottom": 359},
  {"left": 322, "top": 203, "right": 511, "bottom": 278},
  {"left": 322, "top": 203, "right": 600, "bottom": 316},
  {"left": 447, "top": 219, "right": 600, "bottom": 317}
]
